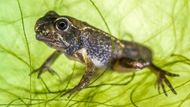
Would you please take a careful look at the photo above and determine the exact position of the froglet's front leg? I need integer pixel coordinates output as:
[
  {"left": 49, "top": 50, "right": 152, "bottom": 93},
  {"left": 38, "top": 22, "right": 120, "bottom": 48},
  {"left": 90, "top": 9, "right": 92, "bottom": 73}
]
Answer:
[
  {"left": 61, "top": 48, "right": 96, "bottom": 97},
  {"left": 30, "top": 50, "right": 61, "bottom": 78}
]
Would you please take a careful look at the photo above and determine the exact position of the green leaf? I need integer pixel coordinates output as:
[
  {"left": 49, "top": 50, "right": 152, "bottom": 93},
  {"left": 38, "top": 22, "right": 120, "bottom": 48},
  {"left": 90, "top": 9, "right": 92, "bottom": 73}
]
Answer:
[{"left": 0, "top": 0, "right": 190, "bottom": 106}]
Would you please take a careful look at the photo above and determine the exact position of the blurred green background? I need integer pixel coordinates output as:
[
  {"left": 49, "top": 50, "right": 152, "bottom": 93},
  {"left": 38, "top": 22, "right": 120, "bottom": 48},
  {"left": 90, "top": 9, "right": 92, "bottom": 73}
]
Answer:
[{"left": 0, "top": 0, "right": 190, "bottom": 107}]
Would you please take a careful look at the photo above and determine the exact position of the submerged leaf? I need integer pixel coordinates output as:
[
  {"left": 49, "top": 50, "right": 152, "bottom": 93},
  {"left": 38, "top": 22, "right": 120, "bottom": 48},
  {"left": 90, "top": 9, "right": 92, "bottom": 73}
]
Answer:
[{"left": 0, "top": 0, "right": 190, "bottom": 106}]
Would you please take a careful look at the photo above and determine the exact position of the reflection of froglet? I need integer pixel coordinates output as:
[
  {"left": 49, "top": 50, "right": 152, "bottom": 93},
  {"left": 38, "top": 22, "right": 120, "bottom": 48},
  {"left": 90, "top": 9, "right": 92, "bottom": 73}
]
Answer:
[{"left": 32, "top": 11, "right": 179, "bottom": 96}]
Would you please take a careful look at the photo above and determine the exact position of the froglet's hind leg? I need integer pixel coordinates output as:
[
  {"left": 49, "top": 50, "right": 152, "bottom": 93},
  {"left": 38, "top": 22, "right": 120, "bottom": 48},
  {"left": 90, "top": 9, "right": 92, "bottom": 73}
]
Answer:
[
  {"left": 30, "top": 50, "right": 61, "bottom": 78},
  {"left": 149, "top": 63, "right": 179, "bottom": 96}
]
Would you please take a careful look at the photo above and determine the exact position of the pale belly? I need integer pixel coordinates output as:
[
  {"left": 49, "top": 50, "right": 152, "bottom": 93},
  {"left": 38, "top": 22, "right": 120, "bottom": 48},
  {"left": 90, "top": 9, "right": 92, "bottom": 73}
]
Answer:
[{"left": 90, "top": 56, "right": 106, "bottom": 68}]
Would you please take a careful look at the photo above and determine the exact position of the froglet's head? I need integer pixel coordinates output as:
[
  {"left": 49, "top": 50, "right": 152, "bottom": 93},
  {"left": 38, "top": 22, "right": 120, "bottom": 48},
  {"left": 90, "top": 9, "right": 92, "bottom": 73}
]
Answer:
[{"left": 35, "top": 11, "right": 83, "bottom": 51}]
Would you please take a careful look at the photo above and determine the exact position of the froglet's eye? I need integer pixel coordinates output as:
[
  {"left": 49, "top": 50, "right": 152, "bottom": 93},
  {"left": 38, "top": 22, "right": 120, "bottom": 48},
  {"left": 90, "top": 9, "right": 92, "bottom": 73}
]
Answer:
[{"left": 55, "top": 18, "right": 69, "bottom": 31}]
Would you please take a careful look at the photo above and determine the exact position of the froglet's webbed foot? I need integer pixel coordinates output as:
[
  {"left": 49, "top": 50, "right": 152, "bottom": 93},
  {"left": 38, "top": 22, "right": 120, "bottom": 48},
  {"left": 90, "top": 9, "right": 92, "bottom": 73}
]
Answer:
[{"left": 150, "top": 63, "right": 179, "bottom": 96}]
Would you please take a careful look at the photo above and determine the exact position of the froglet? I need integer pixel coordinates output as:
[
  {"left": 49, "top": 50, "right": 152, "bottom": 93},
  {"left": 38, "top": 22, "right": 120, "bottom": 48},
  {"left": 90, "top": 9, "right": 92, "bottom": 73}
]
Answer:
[{"left": 32, "top": 11, "right": 179, "bottom": 97}]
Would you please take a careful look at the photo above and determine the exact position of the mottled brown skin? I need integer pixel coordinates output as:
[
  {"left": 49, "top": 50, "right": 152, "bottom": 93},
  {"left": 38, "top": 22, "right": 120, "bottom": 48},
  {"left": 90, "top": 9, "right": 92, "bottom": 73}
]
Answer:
[{"left": 32, "top": 11, "right": 179, "bottom": 97}]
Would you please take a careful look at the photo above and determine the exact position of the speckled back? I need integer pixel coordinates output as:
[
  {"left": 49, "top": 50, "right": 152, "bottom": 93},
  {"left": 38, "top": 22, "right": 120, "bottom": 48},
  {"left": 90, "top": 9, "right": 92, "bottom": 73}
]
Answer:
[{"left": 81, "top": 28, "right": 113, "bottom": 67}]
